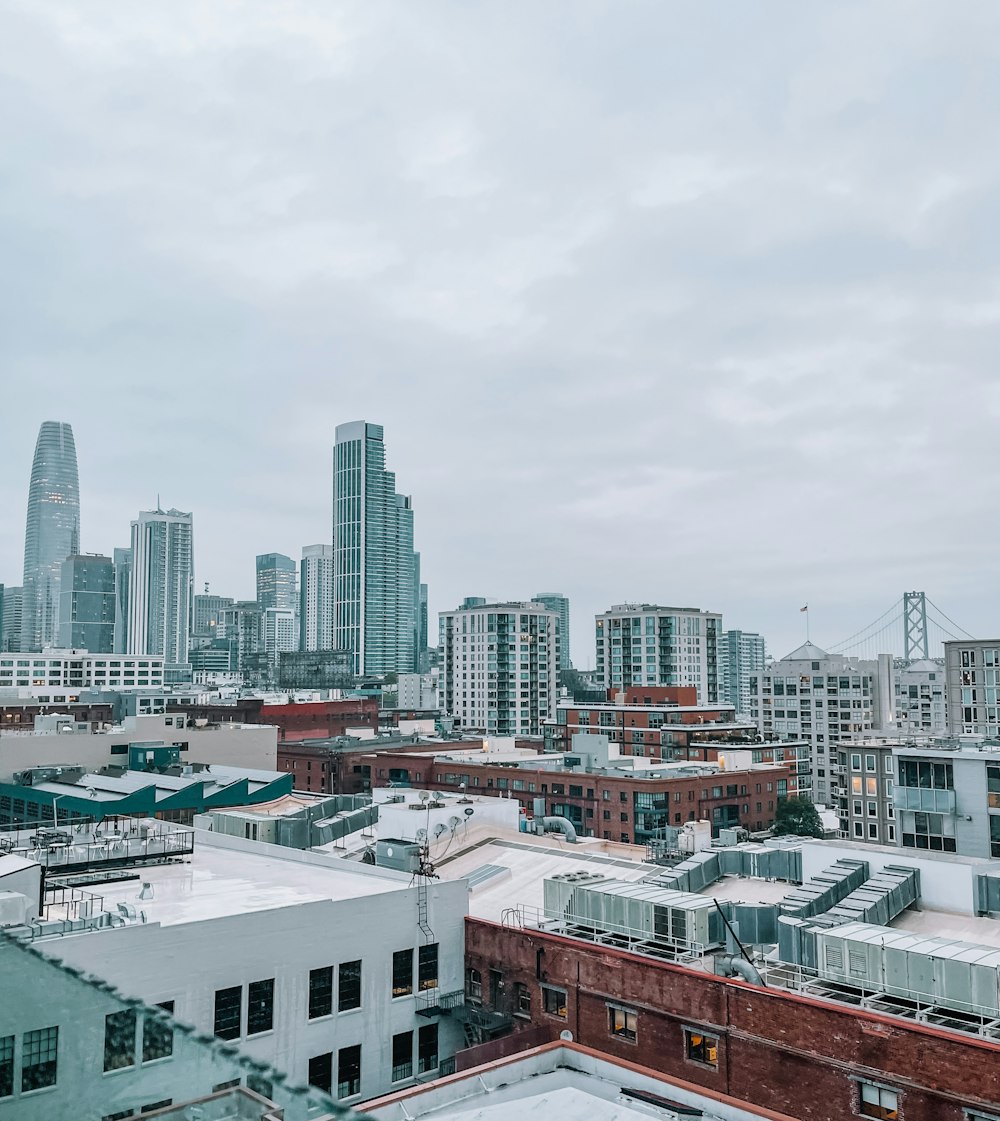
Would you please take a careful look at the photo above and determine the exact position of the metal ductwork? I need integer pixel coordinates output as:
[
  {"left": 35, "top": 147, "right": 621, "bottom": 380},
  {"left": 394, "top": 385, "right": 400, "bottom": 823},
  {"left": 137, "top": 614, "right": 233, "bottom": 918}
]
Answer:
[
  {"left": 538, "top": 816, "right": 577, "bottom": 843},
  {"left": 715, "top": 953, "right": 764, "bottom": 987}
]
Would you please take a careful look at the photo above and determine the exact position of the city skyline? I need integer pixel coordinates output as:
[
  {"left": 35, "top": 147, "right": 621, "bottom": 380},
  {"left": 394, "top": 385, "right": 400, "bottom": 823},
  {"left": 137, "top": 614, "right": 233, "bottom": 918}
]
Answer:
[{"left": 0, "top": 415, "right": 983, "bottom": 668}]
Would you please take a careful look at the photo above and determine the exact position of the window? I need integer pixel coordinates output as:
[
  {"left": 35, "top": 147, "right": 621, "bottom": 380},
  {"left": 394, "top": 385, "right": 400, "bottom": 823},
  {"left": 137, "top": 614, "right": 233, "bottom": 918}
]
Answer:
[
  {"left": 142, "top": 1002, "right": 174, "bottom": 1063},
  {"left": 608, "top": 1006, "right": 637, "bottom": 1042},
  {"left": 858, "top": 1080, "right": 898, "bottom": 1119},
  {"left": 309, "top": 966, "right": 333, "bottom": 1019},
  {"left": 338, "top": 960, "right": 361, "bottom": 1011},
  {"left": 140, "top": 1100, "right": 172, "bottom": 1113},
  {"left": 684, "top": 1028, "right": 718, "bottom": 1067},
  {"left": 514, "top": 982, "right": 531, "bottom": 1016},
  {"left": 418, "top": 943, "right": 438, "bottom": 991},
  {"left": 392, "top": 949, "right": 414, "bottom": 998},
  {"left": 418, "top": 1023, "right": 438, "bottom": 1074},
  {"left": 0, "top": 1036, "right": 12, "bottom": 1098},
  {"left": 308, "top": 1051, "right": 333, "bottom": 1094},
  {"left": 22, "top": 1026, "right": 58, "bottom": 1091},
  {"left": 338, "top": 1044, "right": 362, "bottom": 1099},
  {"left": 214, "top": 986, "right": 242, "bottom": 1040},
  {"left": 247, "top": 978, "right": 274, "bottom": 1035},
  {"left": 466, "top": 967, "right": 482, "bottom": 1001},
  {"left": 542, "top": 986, "right": 567, "bottom": 1018},
  {"left": 392, "top": 1031, "right": 413, "bottom": 1082},
  {"left": 104, "top": 1010, "right": 136, "bottom": 1072},
  {"left": 103, "top": 1111, "right": 135, "bottom": 1120}
]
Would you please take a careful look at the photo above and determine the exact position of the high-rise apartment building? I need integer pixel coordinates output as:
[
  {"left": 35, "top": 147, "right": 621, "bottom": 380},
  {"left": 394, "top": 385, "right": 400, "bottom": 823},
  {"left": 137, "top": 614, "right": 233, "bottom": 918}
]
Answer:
[
  {"left": 1, "top": 586, "right": 22, "bottom": 653},
  {"left": 439, "top": 600, "right": 559, "bottom": 736},
  {"left": 112, "top": 547, "right": 132, "bottom": 654},
  {"left": 300, "top": 544, "right": 333, "bottom": 652},
  {"left": 750, "top": 642, "right": 878, "bottom": 805},
  {"left": 21, "top": 421, "right": 80, "bottom": 651},
  {"left": 535, "top": 592, "right": 571, "bottom": 670},
  {"left": 127, "top": 508, "right": 194, "bottom": 665},
  {"left": 719, "top": 629, "right": 767, "bottom": 717},
  {"left": 943, "top": 639, "right": 1000, "bottom": 736},
  {"left": 595, "top": 604, "right": 721, "bottom": 703},
  {"left": 418, "top": 581, "right": 429, "bottom": 673},
  {"left": 332, "top": 421, "right": 417, "bottom": 676},
  {"left": 57, "top": 554, "right": 115, "bottom": 652}
]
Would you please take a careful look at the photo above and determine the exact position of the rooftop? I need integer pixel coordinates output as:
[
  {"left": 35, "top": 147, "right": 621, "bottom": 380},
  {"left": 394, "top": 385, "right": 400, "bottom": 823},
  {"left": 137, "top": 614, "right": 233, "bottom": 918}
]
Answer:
[
  {"left": 42, "top": 831, "right": 414, "bottom": 927},
  {"left": 365, "top": 1042, "right": 797, "bottom": 1121}
]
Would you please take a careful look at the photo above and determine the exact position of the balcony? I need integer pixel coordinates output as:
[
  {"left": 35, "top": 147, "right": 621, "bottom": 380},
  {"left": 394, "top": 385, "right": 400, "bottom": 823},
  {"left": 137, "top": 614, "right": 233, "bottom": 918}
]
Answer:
[{"left": 893, "top": 786, "right": 956, "bottom": 814}]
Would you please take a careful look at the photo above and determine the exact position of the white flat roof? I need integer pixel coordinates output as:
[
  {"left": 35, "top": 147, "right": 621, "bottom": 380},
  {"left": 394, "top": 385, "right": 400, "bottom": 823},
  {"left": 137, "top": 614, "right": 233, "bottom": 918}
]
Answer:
[
  {"left": 76, "top": 834, "right": 411, "bottom": 926},
  {"left": 438, "top": 839, "right": 659, "bottom": 922},
  {"left": 366, "top": 1043, "right": 795, "bottom": 1121}
]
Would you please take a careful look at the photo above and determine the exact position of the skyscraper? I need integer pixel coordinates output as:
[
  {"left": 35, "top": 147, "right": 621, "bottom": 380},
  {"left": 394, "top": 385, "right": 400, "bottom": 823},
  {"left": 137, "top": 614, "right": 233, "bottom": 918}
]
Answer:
[
  {"left": 300, "top": 544, "right": 333, "bottom": 652},
  {"left": 718, "top": 629, "right": 767, "bottom": 717},
  {"left": 191, "top": 592, "right": 234, "bottom": 643},
  {"left": 0, "top": 587, "right": 22, "bottom": 653},
  {"left": 535, "top": 592, "right": 571, "bottom": 670},
  {"left": 58, "top": 554, "right": 116, "bottom": 652},
  {"left": 127, "top": 508, "right": 194, "bottom": 665},
  {"left": 21, "top": 421, "right": 80, "bottom": 651},
  {"left": 256, "top": 553, "right": 297, "bottom": 611},
  {"left": 112, "top": 547, "right": 133, "bottom": 654},
  {"left": 332, "top": 421, "right": 418, "bottom": 676}
]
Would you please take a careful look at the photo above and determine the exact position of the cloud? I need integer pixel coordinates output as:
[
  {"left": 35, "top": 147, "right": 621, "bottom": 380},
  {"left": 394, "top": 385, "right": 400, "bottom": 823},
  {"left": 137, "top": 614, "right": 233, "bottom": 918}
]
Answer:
[{"left": 1, "top": 0, "right": 998, "bottom": 663}]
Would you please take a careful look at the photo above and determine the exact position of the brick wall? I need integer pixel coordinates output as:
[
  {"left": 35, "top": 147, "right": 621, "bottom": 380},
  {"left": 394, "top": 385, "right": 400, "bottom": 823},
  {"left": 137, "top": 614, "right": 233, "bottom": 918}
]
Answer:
[{"left": 464, "top": 917, "right": 1000, "bottom": 1120}]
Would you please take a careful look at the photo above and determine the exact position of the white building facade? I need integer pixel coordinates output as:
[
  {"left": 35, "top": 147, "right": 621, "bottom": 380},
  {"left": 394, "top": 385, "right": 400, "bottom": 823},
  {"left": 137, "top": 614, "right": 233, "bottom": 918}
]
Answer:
[
  {"left": 439, "top": 601, "right": 559, "bottom": 736},
  {"left": 300, "top": 544, "right": 334, "bottom": 652},
  {"left": 127, "top": 509, "right": 194, "bottom": 666},
  {"left": 595, "top": 604, "right": 721, "bottom": 703},
  {"left": 750, "top": 642, "right": 878, "bottom": 806},
  {"left": 32, "top": 831, "right": 468, "bottom": 1106},
  {"left": 0, "top": 650, "right": 165, "bottom": 691}
]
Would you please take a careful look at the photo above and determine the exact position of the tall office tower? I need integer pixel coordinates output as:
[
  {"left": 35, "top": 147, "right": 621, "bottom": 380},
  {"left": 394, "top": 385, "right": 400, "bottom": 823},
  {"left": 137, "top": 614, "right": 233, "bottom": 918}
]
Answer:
[
  {"left": 332, "top": 421, "right": 418, "bottom": 676},
  {"left": 256, "top": 553, "right": 297, "bottom": 611},
  {"left": 535, "top": 593, "right": 571, "bottom": 670},
  {"left": 191, "top": 592, "right": 234, "bottom": 642},
  {"left": 127, "top": 508, "right": 194, "bottom": 665},
  {"left": 1, "top": 587, "right": 22, "bottom": 653},
  {"left": 112, "top": 547, "right": 132, "bottom": 654},
  {"left": 718, "top": 629, "right": 767, "bottom": 717},
  {"left": 595, "top": 604, "right": 721, "bottom": 703},
  {"left": 21, "top": 421, "right": 80, "bottom": 651},
  {"left": 439, "top": 600, "right": 559, "bottom": 735},
  {"left": 300, "top": 544, "right": 333, "bottom": 652},
  {"left": 57, "top": 554, "right": 115, "bottom": 652}
]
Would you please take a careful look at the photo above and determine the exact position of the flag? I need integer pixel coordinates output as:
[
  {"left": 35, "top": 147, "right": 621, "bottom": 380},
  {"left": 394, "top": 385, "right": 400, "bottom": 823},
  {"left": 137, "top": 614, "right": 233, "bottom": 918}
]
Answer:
[{"left": 800, "top": 605, "right": 808, "bottom": 612}]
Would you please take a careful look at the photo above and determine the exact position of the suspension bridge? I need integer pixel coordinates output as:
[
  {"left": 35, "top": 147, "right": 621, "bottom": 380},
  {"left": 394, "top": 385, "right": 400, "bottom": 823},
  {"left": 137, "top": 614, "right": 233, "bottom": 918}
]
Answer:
[{"left": 824, "top": 591, "right": 976, "bottom": 662}]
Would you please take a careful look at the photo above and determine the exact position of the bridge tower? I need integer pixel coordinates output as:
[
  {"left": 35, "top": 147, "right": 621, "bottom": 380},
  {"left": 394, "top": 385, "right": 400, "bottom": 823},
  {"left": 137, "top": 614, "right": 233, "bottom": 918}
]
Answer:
[{"left": 903, "top": 591, "right": 929, "bottom": 660}]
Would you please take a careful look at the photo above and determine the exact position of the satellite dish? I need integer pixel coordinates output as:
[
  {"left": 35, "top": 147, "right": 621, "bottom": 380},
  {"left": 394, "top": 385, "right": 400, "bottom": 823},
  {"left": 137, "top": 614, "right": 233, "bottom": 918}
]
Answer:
[
  {"left": 419, "top": 790, "right": 430, "bottom": 802},
  {"left": 415, "top": 829, "right": 428, "bottom": 843},
  {"left": 449, "top": 817, "right": 460, "bottom": 830},
  {"left": 433, "top": 824, "right": 447, "bottom": 838},
  {"left": 464, "top": 807, "right": 475, "bottom": 817}
]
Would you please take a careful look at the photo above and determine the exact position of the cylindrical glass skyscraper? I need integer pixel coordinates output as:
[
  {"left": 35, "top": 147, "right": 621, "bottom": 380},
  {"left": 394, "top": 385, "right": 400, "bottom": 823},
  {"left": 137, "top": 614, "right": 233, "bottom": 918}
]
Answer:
[{"left": 21, "top": 421, "right": 80, "bottom": 651}]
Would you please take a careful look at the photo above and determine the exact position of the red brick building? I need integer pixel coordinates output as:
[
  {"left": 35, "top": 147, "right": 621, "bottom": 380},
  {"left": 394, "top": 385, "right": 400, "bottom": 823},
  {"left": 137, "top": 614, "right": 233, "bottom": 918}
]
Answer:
[
  {"left": 0, "top": 700, "right": 114, "bottom": 732},
  {"left": 278, "top": 739, "right": 448, "bottom": 795},
  {"left": 364, "top": 748, "right": 792, "bottom": 841},
  {"left": 168, "top": 696, "right": 380, "bottom": 741},
  {"left": 463, "top": 917, "right": 1000, "bottom": 1121},
  {"left": 548, "top": 687, "right": 811, "bottom": 797}
]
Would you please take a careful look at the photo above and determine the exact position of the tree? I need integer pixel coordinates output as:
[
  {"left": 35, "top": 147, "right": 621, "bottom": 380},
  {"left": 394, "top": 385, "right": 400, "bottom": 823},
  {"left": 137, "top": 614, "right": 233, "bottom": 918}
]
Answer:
[{"left": 771, "top": 796, "right": 824, "bottom": 838}]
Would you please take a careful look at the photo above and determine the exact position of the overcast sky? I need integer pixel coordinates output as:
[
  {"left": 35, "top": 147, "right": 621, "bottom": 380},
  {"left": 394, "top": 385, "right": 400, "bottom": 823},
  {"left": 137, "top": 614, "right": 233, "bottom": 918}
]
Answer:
[{"left": 3, "top": 2, "right": 999, "bottom": 668}]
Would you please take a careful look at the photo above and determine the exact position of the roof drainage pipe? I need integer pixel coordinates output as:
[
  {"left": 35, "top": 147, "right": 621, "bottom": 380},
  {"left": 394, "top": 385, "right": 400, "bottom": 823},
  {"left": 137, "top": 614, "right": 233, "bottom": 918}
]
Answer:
[
  {"left": 538, "top": 816, "right": 578, "bottom": 843},
  {"left": 716, "top": 954, "right": 763, "bottom": 987}
]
